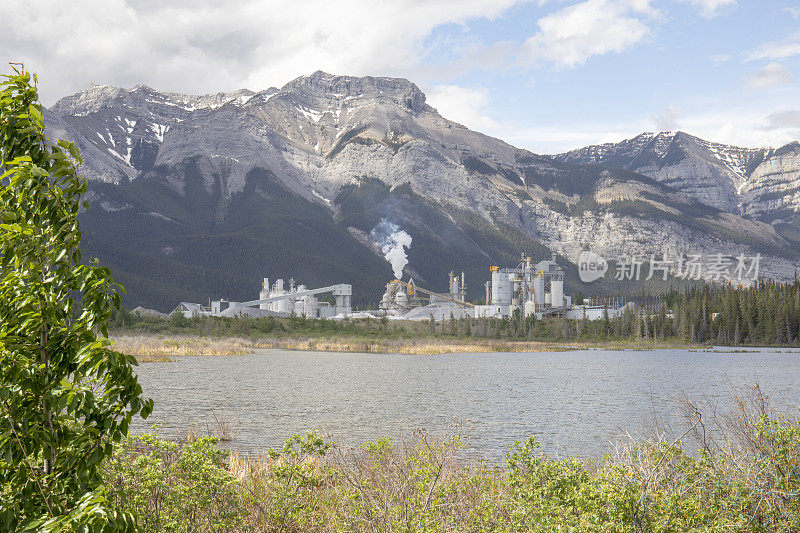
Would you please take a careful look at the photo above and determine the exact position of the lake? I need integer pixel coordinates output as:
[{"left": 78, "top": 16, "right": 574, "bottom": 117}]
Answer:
[{"left": 132, "top": 347, "right": 800, "bottom": 459}]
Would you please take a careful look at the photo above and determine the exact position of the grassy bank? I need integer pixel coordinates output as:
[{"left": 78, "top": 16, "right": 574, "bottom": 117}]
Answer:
[
  {"left": 106, "top": 387, "right": 799, "bottom": 531},
  {"left": 114, "top": 334, "right": 260, "bottom": 361},
  {"left": 113, "top": 332, "right": 698, "bottom": 360},
  {"left": 111, "top": 311, "right": 701, "bottom": 359}
]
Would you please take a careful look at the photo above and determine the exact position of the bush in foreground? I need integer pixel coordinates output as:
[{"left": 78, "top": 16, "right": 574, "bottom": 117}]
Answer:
[{"left": 106, "top": 387, "right": 799, "bottom": 531}]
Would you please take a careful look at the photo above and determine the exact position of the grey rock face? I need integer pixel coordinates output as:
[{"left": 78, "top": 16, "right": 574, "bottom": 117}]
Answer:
[
  {"left": 554, "top": 131, "right": 800, "bottom": 224},
  {"left": 49, "top": 83, "right": 260, "bottom": 178},
  {"left": 740, "top": 143, "right": 800, "bottom": 221},
  {"left": 48, "top": 72, "right": 800, "bottom": 292},
  {"left": 44, "top": 108, "right": 136, "bottom": 183}
]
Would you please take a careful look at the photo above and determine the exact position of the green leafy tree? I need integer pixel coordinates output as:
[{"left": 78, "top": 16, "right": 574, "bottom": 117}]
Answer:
[{"left": 0, "top": 65, "right": 152, "bottom": 530}]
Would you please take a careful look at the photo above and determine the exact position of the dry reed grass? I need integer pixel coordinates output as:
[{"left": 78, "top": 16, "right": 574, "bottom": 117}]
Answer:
[
  {"left": 113, "top": 334, "right": 259, "bottom": 358},
  {"left": 256, "top": 336, "right": 575, "bottom": 354},
  {"left": 114, "top": 332, "right": 696, "bottom": 361}
]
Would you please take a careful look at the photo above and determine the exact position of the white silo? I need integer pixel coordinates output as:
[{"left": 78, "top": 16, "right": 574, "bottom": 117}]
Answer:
[
  {"left": 275, "top": 293, "right": 290, "bottom": 313},
  {"left": 260, "top": 278, "right": 270, "bottom": 309},
  {"left": 501, "top": 276, "right": 513, "bottom": 305},
  {"left": 273, "top": 279, "right": 290, "bottom": 313},
  {"left": 291, "top": 284, "right": 305, "bottom": 315},
  {"left": 533, "top": 275, "right": 545, "bottom": 306},
  {"left": 551, "top": 277, "right": 564, "bottom": 307},
  {"left": 491, "top": 270, "right": 502, "bottom": 305}
]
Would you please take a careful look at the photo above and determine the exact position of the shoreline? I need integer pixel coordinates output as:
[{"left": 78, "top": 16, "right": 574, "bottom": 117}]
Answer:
[{"left": 112, "top": 332, "right": 707, "bottom": 362}]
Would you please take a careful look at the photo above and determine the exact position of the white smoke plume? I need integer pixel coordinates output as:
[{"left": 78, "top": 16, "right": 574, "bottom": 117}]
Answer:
[{"left": 370, "top": 219, "right": 412, "bottom": 279}]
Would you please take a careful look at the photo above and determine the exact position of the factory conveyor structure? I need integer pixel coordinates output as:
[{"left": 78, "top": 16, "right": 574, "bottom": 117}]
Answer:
[
  {"left": 236, "top": 283, "right": 352, "bottom": 316},
  {"left": 394, "top": 280, "right": 474, "bottom": 308},
  {"left": 174, "top": 278, "right": 352, "bottom": 319}
]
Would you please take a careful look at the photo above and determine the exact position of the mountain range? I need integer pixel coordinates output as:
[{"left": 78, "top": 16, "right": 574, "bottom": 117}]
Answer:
[{"left": 43, "top": 71, "right": 800, "bottom": 311}]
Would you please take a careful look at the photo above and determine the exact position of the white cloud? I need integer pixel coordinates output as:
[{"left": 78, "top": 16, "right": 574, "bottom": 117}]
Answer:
[
  {"left": 763, "top": 109, "right": 800, "bottom": 130},
  {"left": 676, "top": 0, "right": 735, "bottom": 18},
  {"left": 524, "top": 0, "right": 656, "bottom": 69},
  {"left": 784, "top": 6, "right": 800, "bottom": 19},
  {"left": 426, "top": 85, "right": 500, "bottom": 133},
  {"left": 745, "top": 63, "right": 794, "bottom": 90},
  {"left": 746, "top": 31, "right": 800, "bottom": 62},
  {"left": 0, "top": 0, "right": 526, "bottom": 105},
  {"left": 652, "top": 105, "right": 682, "bottom": 131},
  {"left": 710, "top": 54, "right": 733, "bottom": 64}
]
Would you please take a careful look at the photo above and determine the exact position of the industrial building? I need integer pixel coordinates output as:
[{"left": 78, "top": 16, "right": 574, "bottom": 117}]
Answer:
[
  {"left": 473, "top": 255, "right": 571, "bottom": 319},
  {"left": 257, "top": 277, "right": 351, "bottom": 318},
  {"left": 174, "top": 277, "right": 352, "bottom": 318},
  {"left": 172, "top": 252, "right": 624, "bottom": 322},
  {"left": 379, "top": 271, "right": 468, "bottom": 313},
  {"left": 375, "top": 257, "right": 601, "bottom": 322},
  {"left": 376, "top": 271, "right": 475, "bottom": 321},
  {"left": 563, "top": 303, "right": 627, "bottom": 320}
]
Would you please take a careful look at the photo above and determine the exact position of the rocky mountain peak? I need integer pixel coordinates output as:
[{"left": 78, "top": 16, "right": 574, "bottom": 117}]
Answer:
[
  {"left": 50, "top": 84, "right": 127, "bottom": 116},
  {"left": 554, "top": 130, "right": 796, "bottom": 215},
  {"left": 774, "top": 141, "right": 800, "bottom": 157},
  {"left": 51, "top": 84, "right": 257, "bottom": 118},
  {"left": 281, "top": 71, "right": 428, "bottom": 113}
]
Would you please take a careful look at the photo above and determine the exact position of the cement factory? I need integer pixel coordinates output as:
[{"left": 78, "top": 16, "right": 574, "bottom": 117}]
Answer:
[
  {"left": 474, "top": 256, "right": 569, "bottom": 319},
  {"left": 174, "top": 253, "right": 624, "bottom": 321},
  {"left": 174, "top": 278, "right": 352, "bottom": 319}
]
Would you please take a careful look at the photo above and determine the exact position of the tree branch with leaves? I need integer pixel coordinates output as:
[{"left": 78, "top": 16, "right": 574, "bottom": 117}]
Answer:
[{"left": 0, "top": 64, "right": 152, "bottom": 531}]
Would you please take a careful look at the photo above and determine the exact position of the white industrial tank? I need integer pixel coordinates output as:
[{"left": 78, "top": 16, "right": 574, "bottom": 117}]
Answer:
[
  {"left": 498, "top": 274, "right": 513, "bottom": 305},
  {"left": 551, "top": 278, "right": 564, "bottom": 307},
  {"left": 533, "top": 275, "right": 545, "bottom": 306},
  {"left": 491, "top": 271, "right": 502, "bottom": 305}
]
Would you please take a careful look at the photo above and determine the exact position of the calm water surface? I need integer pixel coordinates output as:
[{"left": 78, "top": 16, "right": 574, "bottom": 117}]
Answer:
[{"left": 132, "top": 348, "right": 800, "bottom": 459}]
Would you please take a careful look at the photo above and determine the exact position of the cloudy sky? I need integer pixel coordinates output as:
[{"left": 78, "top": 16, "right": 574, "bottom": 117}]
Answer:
[{"left": 2, "top": 0, "right": 799, "bottom": 153}]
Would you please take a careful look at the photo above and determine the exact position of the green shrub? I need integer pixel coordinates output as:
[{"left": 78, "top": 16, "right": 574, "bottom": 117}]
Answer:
[
  {"left": 106, "top": 433, "right": 240, "bottom": 532},
  {"left": 103, "top": 392, "right": 800, "bottom": 531}
]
